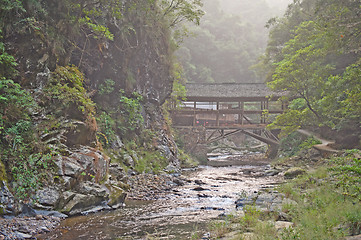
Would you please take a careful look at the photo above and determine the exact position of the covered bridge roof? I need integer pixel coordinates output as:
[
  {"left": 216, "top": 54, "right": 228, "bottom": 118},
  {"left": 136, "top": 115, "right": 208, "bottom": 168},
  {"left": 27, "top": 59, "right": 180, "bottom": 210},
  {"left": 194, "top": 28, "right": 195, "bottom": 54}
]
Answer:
[{"left": 185, "top": 83, "right": 285, "bottom": 102}]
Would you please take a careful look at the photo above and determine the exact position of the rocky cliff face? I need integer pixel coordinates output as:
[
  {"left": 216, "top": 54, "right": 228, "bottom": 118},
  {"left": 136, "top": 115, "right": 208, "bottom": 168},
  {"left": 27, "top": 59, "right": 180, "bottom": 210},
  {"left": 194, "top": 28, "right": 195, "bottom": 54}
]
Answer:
[{"left": 0, "top": 0, "right": 179, "bottom": 216}]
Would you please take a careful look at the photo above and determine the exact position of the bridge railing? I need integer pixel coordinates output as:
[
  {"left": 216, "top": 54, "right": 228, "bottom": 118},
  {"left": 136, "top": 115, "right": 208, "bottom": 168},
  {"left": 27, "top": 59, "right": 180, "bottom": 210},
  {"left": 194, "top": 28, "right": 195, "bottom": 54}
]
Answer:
[{"left": 170, "top": 98, "right": 286, "bottom": 128}]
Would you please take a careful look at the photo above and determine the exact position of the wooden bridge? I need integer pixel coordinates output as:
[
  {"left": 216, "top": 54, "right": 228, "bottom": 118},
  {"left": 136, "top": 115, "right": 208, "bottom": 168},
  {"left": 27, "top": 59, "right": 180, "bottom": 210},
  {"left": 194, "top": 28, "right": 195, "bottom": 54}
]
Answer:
[{"left": 170, "top": 83, "right": 286, "bottom": 152}]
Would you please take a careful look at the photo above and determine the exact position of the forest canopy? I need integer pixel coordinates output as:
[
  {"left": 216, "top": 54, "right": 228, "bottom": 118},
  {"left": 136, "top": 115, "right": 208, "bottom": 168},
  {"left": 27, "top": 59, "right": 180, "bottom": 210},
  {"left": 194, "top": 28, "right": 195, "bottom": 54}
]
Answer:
[{"left": 262, "top": 0, "right": 361, "bottom": 145}]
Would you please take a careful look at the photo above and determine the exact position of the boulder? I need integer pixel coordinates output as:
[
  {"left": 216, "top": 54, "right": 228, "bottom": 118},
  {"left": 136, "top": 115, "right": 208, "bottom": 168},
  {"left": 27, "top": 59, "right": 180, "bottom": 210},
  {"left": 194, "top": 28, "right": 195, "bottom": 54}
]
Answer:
[
  {"left": 35, "top": 188, "right": 60, "bottom": 207},
  {"left": 61, "top": 192, "right": 104, "bottom": 216},
  {"left": 76, "top": 182, "right": 108, "bottom": 198},
  {"left": 0, "top": 182, "right": 15, "bottom": 215},
  {"left": 106, "top": 184, "right": 127, "bottom": 209},
  {"left": 62, "top": 159, "right": 82, "bottom": 177},
  {"left": 109, "top": 163, "right": 127, "bottom": 182},
  {"left": 275, "top": 221, "right": 293, "bottom": 231},
  {"left": 284, "top": 167, "right": 306, "bottom": 179}
]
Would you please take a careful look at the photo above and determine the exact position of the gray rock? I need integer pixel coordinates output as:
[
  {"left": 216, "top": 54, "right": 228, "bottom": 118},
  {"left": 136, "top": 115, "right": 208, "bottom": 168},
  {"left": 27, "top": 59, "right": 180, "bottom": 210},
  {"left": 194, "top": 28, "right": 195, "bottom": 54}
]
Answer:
[
  {"left": 109, "top": 163, "right": 127, "bottom": 182},
  {"left": 71, "top": 152, "right": 94, "bottom": 169},
  {"left": 20, "top": 204, "right": 36, "bottom": 217},
  {"left": 0, "top": 182, "right": 15, "bottom": 215},
  {"left": 111, "top": 135, "right": 124, "bottom": 150},
  {"left": 14, "top": 231, "right": 33, "bottom": 239},
  {"left": 63, "top": 159, "right": 82, "bottom": 177},
  {"left": 53, "top": 156, "right": 64, "bottom": 176},
  {"left": 81, "top": 204, "right": 111, "bottom": 215},
  {"left": 34, "top": 210, "right": 68, "bottom": 218},
  {"left": 124, "top": 154, "right": 134, "bottom": 167},
  {"left": 265, "top": 169, "right": 280, "bottom": 176},
  {"left": 76, "top": 182, "right": 108, "bottom": 198},
  {"left": 106, "top": 184, "right": 127, "bottom": 208},
  {"left": 284, "top": 167, "right": 306, "bottom": 179},
  {"left": 36, "top": 188, "right": 60, "bottom": 207},
  {"left": 275, "top": 221, "right": 293, "bottom": 231},
  {"left": 62, "top": 193, "right": 104, "bottom": 216},
  {"left": 62, "top": 176, "right": 74, "bottom": 190}
]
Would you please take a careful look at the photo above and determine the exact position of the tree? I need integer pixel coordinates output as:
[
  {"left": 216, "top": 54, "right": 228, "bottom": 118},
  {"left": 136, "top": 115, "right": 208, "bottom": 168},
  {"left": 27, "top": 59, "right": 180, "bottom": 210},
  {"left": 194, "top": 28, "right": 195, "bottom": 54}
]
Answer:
[
  {"left": 160, "top": 0, "right": 204, "bottom": 27},
  {"left": 263, "top": 0, "right": 361, "bottom": 138}
]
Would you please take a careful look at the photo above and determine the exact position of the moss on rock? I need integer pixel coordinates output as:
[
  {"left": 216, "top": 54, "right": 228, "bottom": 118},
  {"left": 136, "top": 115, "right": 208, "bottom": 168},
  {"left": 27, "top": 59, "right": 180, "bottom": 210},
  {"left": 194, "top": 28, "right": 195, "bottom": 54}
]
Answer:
[{"left": 0, "top": 159, "right": 7, "bottom": 185}]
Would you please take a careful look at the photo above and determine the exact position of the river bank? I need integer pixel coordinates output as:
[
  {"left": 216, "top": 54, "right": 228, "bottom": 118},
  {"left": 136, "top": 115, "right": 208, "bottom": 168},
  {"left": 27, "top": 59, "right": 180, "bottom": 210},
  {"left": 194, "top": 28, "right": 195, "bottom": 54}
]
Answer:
[
  {"left": 33, "top": 152, "right": 282, "bottom": 239},
  {"left": 3, "top": 147, "right": 360, "bottom": 240}
]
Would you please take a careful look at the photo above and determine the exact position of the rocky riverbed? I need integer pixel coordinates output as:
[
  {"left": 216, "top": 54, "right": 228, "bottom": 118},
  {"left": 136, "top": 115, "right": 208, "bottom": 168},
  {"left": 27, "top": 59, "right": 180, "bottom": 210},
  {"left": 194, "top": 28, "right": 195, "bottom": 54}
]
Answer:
[
  {"left": 1, "top": 151, "right": 313, "bottom": 240},
  {"left": 34, "top": 153, "right": 288, "bottom": 239}
]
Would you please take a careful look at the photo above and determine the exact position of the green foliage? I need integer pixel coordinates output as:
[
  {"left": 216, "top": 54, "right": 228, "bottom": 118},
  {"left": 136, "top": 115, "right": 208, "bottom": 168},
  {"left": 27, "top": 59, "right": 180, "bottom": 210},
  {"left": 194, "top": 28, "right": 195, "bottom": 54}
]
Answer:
[
  {"left": 164, "top": 62, "right": 187, "bottom": 111},
  {"left": 261, "top": 0, "right": 361, "bottom": 136},
  {"left": 11, "top": 152, "right": 56, "bottom": 200},
  {"left": 117, "top": 90, "right": 144, "bottom": 136},
  {"left": 160, "top": 0, "right": 204, "bottom": 27},
  {"left": 96, "top": 111, "right": 116, "bottom": 147},
  {"left": 0, "top": 30, "right": 18, "bottom": 78},
  {"left": 275, "top": 153, "right": 361, "bottom": 239},
  {"left": 134, "top": 150, "right": 167, "bottom": 174},
  {"left": 0, "top": 159, "right": 7, "bottom": 183},
  {"left": 238, "top": 205, "right": 262, "bottom": 232},
  {"left": 208, "top": 220, "right": 230, "bottom": 238},
  {"left": 45, "top": 65, "right": 95, "bottom": 118},
  {"left": 330, "top": 149, "right": 361, "bottom": 201},
  {"left": 320, "top": 59, "right": 361, "bottom": 129},
  {"left": 98, "top": 79, "right": 115, "bottom": 95},
  {"left": 278, "top": 132, "right": 321, "bottom": 157}
]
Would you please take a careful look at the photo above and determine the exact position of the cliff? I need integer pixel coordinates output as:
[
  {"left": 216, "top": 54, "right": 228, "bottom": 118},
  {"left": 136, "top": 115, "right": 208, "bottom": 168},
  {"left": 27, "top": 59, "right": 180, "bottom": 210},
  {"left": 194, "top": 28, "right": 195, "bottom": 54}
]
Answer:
[{"left": 0, "top": 0, "right": 193, "bottom": 216}]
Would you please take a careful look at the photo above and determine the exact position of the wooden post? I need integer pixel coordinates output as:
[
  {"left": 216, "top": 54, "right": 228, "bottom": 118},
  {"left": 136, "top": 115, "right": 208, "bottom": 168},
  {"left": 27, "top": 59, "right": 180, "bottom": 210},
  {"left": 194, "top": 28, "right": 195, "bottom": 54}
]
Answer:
[
  {"left": 241, "top": 101, "right": 244, "bottom": 125},
  {"left": 216, "top": 101, "right": 220, "bottom": 126},
  {"left": 193, "top": 101, "right": 196, "bottom": 126},
  {"left": 238, "top": 101, "right": 241, "bottom": 124},
  {"left": 261, "top": 101, "right": 264, "bottom": 123}
]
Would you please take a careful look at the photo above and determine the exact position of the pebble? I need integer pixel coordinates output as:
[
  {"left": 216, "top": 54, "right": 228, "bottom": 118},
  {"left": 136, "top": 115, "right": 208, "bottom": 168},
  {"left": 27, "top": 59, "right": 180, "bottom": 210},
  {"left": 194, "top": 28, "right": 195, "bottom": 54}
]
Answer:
[{"left": 0, "top": 215, "right": 61, "bottom": 240}]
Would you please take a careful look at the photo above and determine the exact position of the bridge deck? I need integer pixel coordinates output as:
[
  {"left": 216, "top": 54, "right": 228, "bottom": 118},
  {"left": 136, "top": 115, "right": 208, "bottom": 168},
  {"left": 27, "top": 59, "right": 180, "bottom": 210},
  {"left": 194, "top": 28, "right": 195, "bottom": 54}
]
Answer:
[{"left": 173, "top": 124, "right": 268, "bottom": 130}]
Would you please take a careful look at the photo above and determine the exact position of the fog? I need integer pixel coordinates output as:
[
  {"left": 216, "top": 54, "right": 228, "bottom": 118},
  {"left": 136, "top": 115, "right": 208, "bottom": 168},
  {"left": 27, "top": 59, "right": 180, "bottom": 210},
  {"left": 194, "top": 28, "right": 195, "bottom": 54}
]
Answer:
[{"left": 176, "top": 0, "right": 293, "bottom": 84}]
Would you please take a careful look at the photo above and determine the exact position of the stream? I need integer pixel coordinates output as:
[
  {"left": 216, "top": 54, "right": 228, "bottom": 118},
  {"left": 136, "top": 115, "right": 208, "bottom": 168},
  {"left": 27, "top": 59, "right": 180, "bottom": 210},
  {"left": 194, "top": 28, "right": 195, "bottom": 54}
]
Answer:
[{"left": 40, "top": 153, "right": 282, "bottom": 240}]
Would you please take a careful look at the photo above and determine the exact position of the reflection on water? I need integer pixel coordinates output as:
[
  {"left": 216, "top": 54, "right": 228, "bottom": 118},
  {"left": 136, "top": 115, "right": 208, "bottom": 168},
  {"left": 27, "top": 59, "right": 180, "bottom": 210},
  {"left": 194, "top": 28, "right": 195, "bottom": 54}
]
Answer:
[{"left": 40, "top": 154, "right": 281, "bottom": 240}]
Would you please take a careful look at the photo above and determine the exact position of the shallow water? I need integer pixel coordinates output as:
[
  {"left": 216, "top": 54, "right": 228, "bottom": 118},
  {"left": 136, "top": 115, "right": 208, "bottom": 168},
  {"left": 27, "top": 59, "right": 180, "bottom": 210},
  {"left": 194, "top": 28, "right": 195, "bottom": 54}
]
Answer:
[{"left": 40, "top": 154, "right": 281, "bottom": 240}]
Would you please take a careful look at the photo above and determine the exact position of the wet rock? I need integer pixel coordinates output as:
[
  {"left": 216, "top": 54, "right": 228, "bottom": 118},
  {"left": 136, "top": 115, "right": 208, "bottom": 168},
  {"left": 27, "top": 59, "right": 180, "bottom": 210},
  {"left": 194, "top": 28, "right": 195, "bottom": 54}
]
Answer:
[
  {"left": 193, "top": 187, "right": 209, "bottom": 191},
  {"left": 235, "top": 192, "right": 258, "bottom": 208},
  {"left": 61, "top": 192, "right": 104, "bottom": 216},
  {"left": 265, "top": 169, "right": 280, "bottom": 176},
  {"left": 172, "top": 178, "right": 185, "bottom": 186},
  {"left": 255, "top": 192, "right": 283, "bottom": 210},
  {"left": 34, "top": 210, "right": 68, "bottom": 219},
  {"left": 81, "top": 204, "right": 111, "bottom": 215},
  {"left": 14, "top": 231, "right": 33, "bottom": 239},
  {"left": 195, "top": 180, "right": 206, "bottom": 185},
  {"left": 284, "top": 167, "right": 306, "bottom": 179},
  {"left": 200, "top": 207, "right": 225, "bottom": 211},
  {"left": 197, "top": 194, "right": 211, "bottom": 198}
]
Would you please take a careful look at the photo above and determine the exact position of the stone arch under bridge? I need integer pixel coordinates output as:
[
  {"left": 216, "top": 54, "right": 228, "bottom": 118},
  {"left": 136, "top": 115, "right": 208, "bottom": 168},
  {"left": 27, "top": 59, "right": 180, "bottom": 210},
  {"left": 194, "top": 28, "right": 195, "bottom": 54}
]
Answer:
[{"left": 170, "top": 83, "right": 287, "bottom": 158}]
